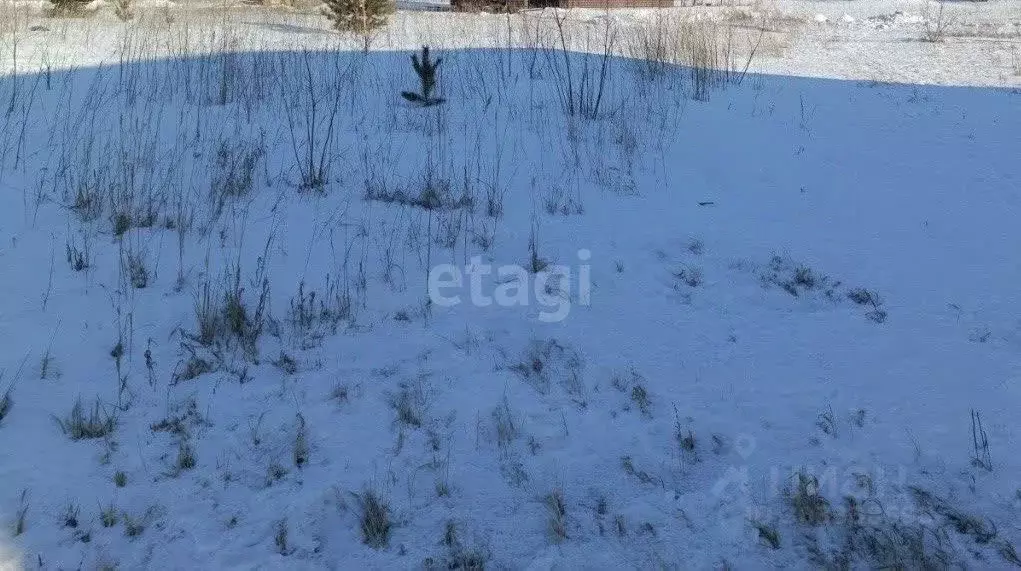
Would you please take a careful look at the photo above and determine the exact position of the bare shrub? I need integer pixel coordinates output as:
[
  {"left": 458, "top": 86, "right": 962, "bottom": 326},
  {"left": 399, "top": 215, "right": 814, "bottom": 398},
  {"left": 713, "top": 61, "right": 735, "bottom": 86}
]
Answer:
[
  {"left": 686, "top": 21, "right": 738, "bottom": 101},
  {"left": 281, "top": 51, "right": 349, "bottom": 192},
  {"left": 626, "top": 15, "right": 742, "bottom": 101},
  {"left": 626, "top": 11, "right": 684, "bottom": 80},
  {"left": 922, "top": 1, "right": 955, "bottom": 43},
  {"left": 540, "top": 10, "right": 617, "bottom": 119}
]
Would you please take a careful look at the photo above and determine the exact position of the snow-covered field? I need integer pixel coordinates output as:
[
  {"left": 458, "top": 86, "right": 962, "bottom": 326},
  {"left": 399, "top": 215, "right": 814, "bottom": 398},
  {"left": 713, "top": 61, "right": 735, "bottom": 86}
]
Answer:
[{"left": 1, "top": 2, "right": 1020, "bottom": 569}]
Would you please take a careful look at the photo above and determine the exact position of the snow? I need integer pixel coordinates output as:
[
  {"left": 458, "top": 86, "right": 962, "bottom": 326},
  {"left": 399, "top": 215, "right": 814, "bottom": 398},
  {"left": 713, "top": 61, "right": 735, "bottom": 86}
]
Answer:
[{"left": 1, "top": 2, "right": 1021, "bottom": 569}]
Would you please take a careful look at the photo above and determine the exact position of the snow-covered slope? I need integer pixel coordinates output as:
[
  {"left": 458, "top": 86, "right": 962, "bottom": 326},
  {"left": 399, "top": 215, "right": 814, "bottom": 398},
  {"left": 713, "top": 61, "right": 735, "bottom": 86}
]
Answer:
[{"left": 0, "top": 10, "right": 1020, "bottom": 571}]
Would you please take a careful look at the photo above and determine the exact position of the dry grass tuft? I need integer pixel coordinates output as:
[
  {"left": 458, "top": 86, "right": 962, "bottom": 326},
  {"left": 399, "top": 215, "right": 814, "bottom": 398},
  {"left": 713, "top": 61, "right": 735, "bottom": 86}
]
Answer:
[
  {"left": 55, "top": 397, "right": 116, "bottom": 440},
  {"left": 544, "top": 488, "right": 568, "bottom": 543},
  {"left": 355, "top": 489, "right": 392, "bottom": 549}
]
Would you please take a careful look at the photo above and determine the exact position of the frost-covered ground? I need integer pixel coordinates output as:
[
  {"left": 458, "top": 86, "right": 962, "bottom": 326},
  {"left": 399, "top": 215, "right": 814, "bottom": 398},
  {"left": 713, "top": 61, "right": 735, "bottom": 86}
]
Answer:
[{"left": 1, "top": 3, "right": 1020, "bottom": 570}]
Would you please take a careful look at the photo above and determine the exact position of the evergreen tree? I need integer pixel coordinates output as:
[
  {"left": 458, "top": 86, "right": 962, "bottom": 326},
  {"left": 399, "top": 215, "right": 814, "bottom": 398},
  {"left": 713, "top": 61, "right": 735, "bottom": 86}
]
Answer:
[
  {"left": 48, "top": 0, "right": 90, "bottom": 16},
  {"left": 323, "top": 0, "right": 394, "bottom": 50},
  {"left": 114, "top": 0, "right": 135, "bottom": 22}
]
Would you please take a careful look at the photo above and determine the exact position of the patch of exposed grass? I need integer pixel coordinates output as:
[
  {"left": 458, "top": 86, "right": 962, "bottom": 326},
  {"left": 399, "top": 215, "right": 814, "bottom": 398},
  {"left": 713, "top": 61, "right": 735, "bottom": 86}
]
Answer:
[
  {"left": 150, "top": 397, "right": 205, "bottom": 438},
  {"left": 172, "top": 353, "right": 214, "bottom": 384},
  {"left": 751, "top": 520, "right": 780, "bottom": 549},
  {"left": 13, "top": 491, "right": 28, "bottom": 536},
  {"left": 331, "top": 383, "right": 351, "bottom": 404},
  {"left": 544, "top": 489, "right": 568, "bottom": 543},
  {"left": 509, "top": 339, "right": 583, "bottom": 395},
  {"left": 176, "top": 441, "right": 197, "bottom": 472},
  {"left": 124, "top": 249, "right": 149, "bottom": 289},
  {"left": 55, "top": 398, "right": 116, "bottom": 440},
  {"left": 908, "top": 487, "right": 996, "bottom": 545},
  {"left": 847, "top": 287, "right": 888, "bottom": 323},
  {"left": 355, "top": 489, "right": 392, "bottom": 549},
  {"left": 675, "top": 265, "right": 703, "bottom": 288},
  {"left": 62, "top": 503, "right": 80, "bottom": 528},
  {"left": 630, "top": 383, "right": 652, "bottom": 416},
  {"left": 100, "top": 504, "right": 118, "bottom": 528},
  {"left": 123, "top": 513, "right": 144, "bottom": 537},
  {"left": 492, "top": 395, "right": 519, "bottom": 449},
  {"left": 365, "top": 176, "right": 471, "bottom": 211},
  {"left": 275, "top": 519, "right": 290, "bottom": 555},
  {"left": 293, "top": 414, "right": 309, "bottom": 468},
  {"left": 787, "top": 471, "right": 830, "bottom": 526},
  {"left": 0, "top": 385, "right": 12, "bottom": 426},
  {"left": 191, "top": 267, "right": 270, "bottom": 357},
  {"left": 621, "top": 455, "right": 661, "bottom": 486},
  {"left": 427, "top": 521, "right": 489, "bottom": 570},
  {"left": 273, "top": 351, "right": 298, "bottom": 375},
  {"left": 390, "top": 382, "right": 426, "bottom": 429},
  {"left": 287, "top": 279, "right": 352, "bottom": 347}
]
